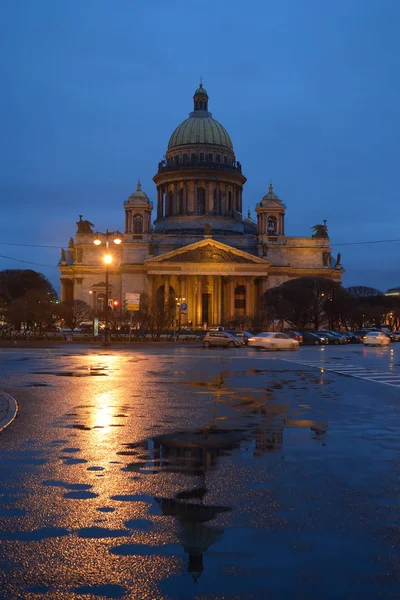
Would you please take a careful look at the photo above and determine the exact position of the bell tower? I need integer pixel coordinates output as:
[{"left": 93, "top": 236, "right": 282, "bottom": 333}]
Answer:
[
  {"left": 255, "top": 183, "right": 286, "bottom": 238},
  {"left": 124, "top": 181, "right": 152, "bottom": 236}
]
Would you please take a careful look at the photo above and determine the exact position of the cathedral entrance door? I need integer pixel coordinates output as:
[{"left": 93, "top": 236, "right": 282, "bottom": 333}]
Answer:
[{"left": 202, "top": 293, "right": 211, "bottom": 326}]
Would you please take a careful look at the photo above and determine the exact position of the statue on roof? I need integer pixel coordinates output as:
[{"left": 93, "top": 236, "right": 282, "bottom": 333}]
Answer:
[
  {"left": 335, "top": 252, "right": 342, "bottom": 267},
  {"left": 76, "top": 215, "right": 95, "bottom": 234},
  {"left": 60, "top": 248, "right": 67, "bottom": 262},
  {"left": 204, "top": 223, "right": 212, "bottom": 236},
  {"left": 311, "top": 220, "right": 329, "bottom": 239},
  {"left": 68, "top": 237, "right": 75, "bottom": 248}
]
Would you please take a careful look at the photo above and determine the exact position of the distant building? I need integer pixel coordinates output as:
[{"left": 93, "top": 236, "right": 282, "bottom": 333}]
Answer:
[
  {"left": 385, "top": 286, "right": 400, "bottom": 297},
  {"left": 58, "top": 84, "right": 343, "bottom": 325}
]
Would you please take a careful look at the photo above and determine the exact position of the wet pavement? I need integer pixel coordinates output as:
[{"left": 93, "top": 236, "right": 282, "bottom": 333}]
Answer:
[{"left": 0, "top": 344, "right": 399, "bottom": 599}]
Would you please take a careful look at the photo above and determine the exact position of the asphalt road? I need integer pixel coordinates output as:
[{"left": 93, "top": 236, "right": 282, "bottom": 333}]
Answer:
[{"left": 0, "top": 344, "right": 399, "bottom": 599}]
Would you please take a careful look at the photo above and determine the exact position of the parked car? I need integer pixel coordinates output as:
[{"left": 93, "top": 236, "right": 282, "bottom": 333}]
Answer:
[
  {"left": 247, "top": 332, "right": 299, "bottom": 351},
  {"left": 363, "top": 331, "right": 390, "bottom": 347},
  {"left": 340, "top": 331, "right": 360, "bottom": 343},
  {"left": 226, "top": 330, "right": 253, "bottom": 345},
  {"left": 302, "top": 332, "right": 328, "bottom": 345},
  {"left": 317, "top": 331, "right": 347, "bottom": 345},
  {"left": 202, "top": 331, "right": 243, "bottom": 348},
  {"left": 352, "top": 330, "right": 371, "bottom": 342},
  {"left": 286, "top": 331, "right": 303, "bottom": 344},
  {"left": 390, "top": 331, "right": 400, "bottom": 342}
]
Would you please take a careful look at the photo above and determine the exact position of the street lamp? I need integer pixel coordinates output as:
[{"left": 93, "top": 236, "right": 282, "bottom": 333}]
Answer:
[
  {"left": 93, "top": 229, "right": 122, "bottom": 346},
  {"left": 174, "top": 296, "right": 186, "bottom": 338}
]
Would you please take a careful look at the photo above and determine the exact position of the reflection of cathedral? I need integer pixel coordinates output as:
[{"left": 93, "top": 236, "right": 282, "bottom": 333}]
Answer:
[{"left": 58, "top": 84, "right": 343, "bottom": 324}]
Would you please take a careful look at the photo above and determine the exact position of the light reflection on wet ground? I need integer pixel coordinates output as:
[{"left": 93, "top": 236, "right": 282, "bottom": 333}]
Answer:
[{"left": 0, "top": 345, "right": 399, "bottom": 599}]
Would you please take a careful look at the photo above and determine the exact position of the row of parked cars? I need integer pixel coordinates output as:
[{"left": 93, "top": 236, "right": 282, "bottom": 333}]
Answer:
[{"left": 202, "top": 328, "right": 400, "bottom": 349}]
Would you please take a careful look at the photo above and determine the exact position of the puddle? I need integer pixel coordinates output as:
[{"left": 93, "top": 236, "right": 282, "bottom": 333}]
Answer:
[
  {"left": 72, "top": 584, "right": 126, "bottom": 599},
  {"left": 0, "top": 527, "right": 70, "bottom": 541},
  {"left": 32, "top": 371, "right": 108, "bottom": 377},
  {"left": 64, "top": 491, "right": 98, "bottom": 499},
  {"left": 77, "top": 527, "right": 130, "bottom": 538}
]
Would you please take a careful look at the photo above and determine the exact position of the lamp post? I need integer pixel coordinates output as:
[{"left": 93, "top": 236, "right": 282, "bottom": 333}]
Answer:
[
  {"left": 174, "top": 296, "right": 186, "bottom": 338},
  {"left": 93, "top": 229, "right": 122, "bottom": 346}
]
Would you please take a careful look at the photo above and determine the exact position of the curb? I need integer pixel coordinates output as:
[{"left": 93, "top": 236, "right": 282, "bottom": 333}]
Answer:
[{"left": 0, "top": 392, "right": 19, "bottom": 433}]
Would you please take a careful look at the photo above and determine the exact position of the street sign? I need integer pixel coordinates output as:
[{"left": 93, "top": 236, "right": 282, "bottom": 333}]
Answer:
[
  {"left": 180, "top": 302, "right": 188, "bottom": 314},
  {"left": 125, "top": 292, "right": 140, "bottom": 311}
]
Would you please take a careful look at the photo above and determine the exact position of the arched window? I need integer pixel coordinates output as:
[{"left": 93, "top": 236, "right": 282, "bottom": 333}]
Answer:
[
  {"left": 267, "top": 216, "right": 277, "bottom": 235},
  {"left": 179, "top": 188, "right": 185, "bottom": 215},
  {"left": 133, "top": 214, "right": 143, "bottom": 234},
  {"left": 197, "top": 187, "right": 206, "bottom": 215}
]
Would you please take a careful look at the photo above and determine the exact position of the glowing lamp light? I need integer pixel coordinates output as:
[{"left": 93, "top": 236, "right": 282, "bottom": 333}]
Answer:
[
  {"left": 114, "top": 231, "right": 122, "bottom": 245},
  {"left": 103, "top": 254, "right": 113, "bottom": 265},
  {"left": 113, "top": 300, "right": 119, "bottom": 306},
  {"left": 93, "top": 234, "right": 101, "bottom": 246}
]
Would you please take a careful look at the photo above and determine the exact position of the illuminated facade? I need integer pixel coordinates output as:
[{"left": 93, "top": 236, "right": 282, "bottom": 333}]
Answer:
[{"left": 58, "top": 84, "right": 343, "bottom": 326}]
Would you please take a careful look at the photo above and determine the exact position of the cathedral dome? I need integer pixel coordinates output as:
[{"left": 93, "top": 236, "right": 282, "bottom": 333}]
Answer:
[
  {"left": 168, "top": 117, "right": 233, "bottom": 150},
  {"left": 126, "top": 181, "right": 150, "bottom": 205},
  {"left": 167, "top": 83, "right": 233, "bottom": 151}
]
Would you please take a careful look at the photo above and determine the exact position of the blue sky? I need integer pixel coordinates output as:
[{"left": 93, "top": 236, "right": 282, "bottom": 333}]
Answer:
[{"left": 1, "top": 0, "right": 399, "bottom": 292}]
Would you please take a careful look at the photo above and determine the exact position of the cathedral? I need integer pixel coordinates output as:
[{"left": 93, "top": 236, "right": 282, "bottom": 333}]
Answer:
[{"left": 58, "top": 84, "right": 343, "bottom": 327}]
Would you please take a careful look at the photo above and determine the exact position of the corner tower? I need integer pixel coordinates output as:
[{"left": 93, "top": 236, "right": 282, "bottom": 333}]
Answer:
[{"left": 153, "top": 84, "right": 247, "bottom": 234}]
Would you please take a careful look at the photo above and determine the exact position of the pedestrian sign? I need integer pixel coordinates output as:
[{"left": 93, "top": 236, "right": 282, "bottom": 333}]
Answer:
[{"left": 180, "top": 302, "right": 188, "bottom": 314}]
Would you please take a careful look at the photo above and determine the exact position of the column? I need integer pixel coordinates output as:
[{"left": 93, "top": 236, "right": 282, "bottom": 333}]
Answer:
[
  {"left": 147, "top": 274, "right": 153, "bottom": 305},
  {"left": 196, "top": 276, "right": 203, "bottom": 326},
  {"left": 187, "top": 275, "right": 195, "bottom": 325},
  {"left": 206, "top": 181, "right": 212, "bottom": 214},
  {"left": 229, "top": 277, "right": 235, "bottom": 319},
  {"left": 246, "top": 277, "right": 252, "bottom": 316},
  {"left": 75, "top": 277, "right": 83, "bottom": 301},
  {"left": 220, "top": 276, "right": 225, "bottom": 324},
  {"left": 217, "top": 276, "right": 222, "bottom": 324},
  {"left": 194, "top": 181, "right": 198, "bottom": 215},
  {"left": 60, "top": 278, "right": 68, "bottom": 302},
  {"left": 213, "top": 276, "right": 218, "bottom": 325},
  {"left": 157, "top": 188, "right": 162, "bottom": 219},
  {"left": 221, "top": 184, "right": 226, "bottom": 216},
  {"left": 258, "top": 276, "right": 268, "bottom": 316},
  {"left": 164, "top": 276, "right": 170, "bottom": 311}
]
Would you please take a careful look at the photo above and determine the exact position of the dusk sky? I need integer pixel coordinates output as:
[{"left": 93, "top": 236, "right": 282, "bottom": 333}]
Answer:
[{"left": 1, "top": 0, "right": 399, "bottom": 293}]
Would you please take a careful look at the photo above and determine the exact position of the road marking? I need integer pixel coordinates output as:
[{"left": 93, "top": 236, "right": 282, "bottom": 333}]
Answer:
[{"left": 281, "top": 358, "right": 400, "bottom": 387}]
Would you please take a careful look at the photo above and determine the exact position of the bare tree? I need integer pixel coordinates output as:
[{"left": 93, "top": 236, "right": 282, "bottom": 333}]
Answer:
[{"left": 58, "top": 300, "right": 92, "bottom": 331}]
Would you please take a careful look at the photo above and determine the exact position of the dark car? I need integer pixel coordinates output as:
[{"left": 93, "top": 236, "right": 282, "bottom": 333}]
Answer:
[
  {"left": 317, "top": 331, "right": 346, "bottom": 345},
  {"left": 340, "top": 331, "right": 360, "bottom": 343},
  {"left": 287, "top": 331, "right": 303, "bottom": 344},
  {"left": 352, "top": 329, "right": 370, "bottom": 342},
  {"left": 226, "top": 330, "right": 253, "bottom": 345},
  {"left": 302, "top": 331, "right": 329, "bottom": 345}
]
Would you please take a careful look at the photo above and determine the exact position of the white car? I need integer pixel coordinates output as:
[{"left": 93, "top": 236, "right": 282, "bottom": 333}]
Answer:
[
  {"left": 248, "top": 332, "right": 299, "bottom": 351},
  {"left": 362, "top": 332, "right": 390, "bottom": 347}
]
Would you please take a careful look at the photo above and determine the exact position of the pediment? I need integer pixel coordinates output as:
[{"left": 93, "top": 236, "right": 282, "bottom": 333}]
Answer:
[
  {"left": 261, "top": 199, "right": 286, "bottom": 210},
  {"left": 146, "top": 239, "right": 266, "bottom": 265}
]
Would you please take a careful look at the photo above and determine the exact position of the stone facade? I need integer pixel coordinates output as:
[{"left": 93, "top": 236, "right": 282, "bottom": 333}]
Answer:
[{"left": 58, "top": 85, "right": 343, "bottom": 326}]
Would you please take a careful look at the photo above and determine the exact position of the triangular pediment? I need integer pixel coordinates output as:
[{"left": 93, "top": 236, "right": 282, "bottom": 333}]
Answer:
[{"left": 146, "top": 239, "right": 267, "bottom": 265}]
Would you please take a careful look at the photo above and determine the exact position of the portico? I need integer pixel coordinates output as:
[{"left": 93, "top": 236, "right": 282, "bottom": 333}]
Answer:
[{"left": 145, "top": 239, "right": 269, "bottom": 327}]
